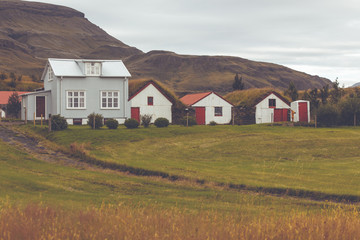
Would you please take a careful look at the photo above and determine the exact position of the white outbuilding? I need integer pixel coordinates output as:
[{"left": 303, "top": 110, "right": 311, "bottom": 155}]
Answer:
[
  {"left": 291, "top": 100, "right": 310, "bottom": 123},
  {"left": 180, "top": 91, "right": 233, "bottom": 125},
  {"left": 0, "top": 109, "right": 5, "bottom": 118},
  {"left": 255, "top": 91, "right": 290, "bottom": 124},
  {"left": 128, "top": 80, "right": 173, "bottom": 123}
]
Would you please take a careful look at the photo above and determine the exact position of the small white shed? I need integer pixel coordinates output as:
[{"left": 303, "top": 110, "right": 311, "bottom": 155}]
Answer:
[
  {"left": 291, "top": 100, "right": 310, "bottom": 123},
  {"left": 180, "top": 92, "right": 233, "bottom": 125},
  {"left": 255, "top": 91, "right": 290, "bottom": 124},
  {"left": 128, "top": 80, "right": 173, "bottom": 123},
  {"left": 0, "top": 109, "right": 5, "bottom": 118}
]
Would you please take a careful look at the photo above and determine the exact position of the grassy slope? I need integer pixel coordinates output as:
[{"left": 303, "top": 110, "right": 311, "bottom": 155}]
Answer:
[
  {"left": 1, "top": 136, "right": 323, "bottom": 215},
  {"left": 30, "top": 124, "right": 360, "bottom": 198}
]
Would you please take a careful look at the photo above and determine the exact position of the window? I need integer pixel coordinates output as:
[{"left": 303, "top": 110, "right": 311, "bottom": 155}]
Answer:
[
  {"left": 101, "top": 91, "right": 119, "bottom": 109},
  {"left": 85, "top": 62, "right": 101, "bottom": 76},
  {"left": 48, "top": 67, "right": 54, "bottom": 81},
  {"left": 214, "top": 107, "right": 223, "bottom": 116},
  {"left": 269, "top": 99, "right": 276, "bottom": 108},
  {"left": 147, "top": 96, "right": 153, "bottom": 106},
  {"left": 67, "top": 91, "right": 86, "bottom": 109}
]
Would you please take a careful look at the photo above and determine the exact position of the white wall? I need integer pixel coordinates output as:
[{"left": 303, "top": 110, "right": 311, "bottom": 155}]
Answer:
[
  {"left": 192, "top": 93, "right": 233, "bottom": 124},
  {"left": 130, "top": 83, "right": 172, "bottom": 123},
  {"left": 0, "top": 109, "right": 5, "bottom": 118},
  {"left": 255, "top": 93, "right": 290, "bottom": 124},
  {"left": 21, "top": 91, "right": 52, "bottom": 121}
]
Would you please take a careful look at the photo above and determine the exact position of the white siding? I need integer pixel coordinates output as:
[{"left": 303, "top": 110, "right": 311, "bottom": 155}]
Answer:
[
  {"left": 0, "top": 109, "right": 5, "bottom": 118},
  {"left": 192, "top": 93, "right": 233, "bottom": 124},
  {"left": 129, "top": 84, "right": 172, "bottom": 123},
  {"left": 255, "top": 93, "right": 290, "bottom": 124},
  {"left": 291, "top": 100, "right": 310, "bottom": 123}
]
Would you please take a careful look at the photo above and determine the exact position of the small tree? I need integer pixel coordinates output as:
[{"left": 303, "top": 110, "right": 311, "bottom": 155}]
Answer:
[
  {"left": 154, "top": 117, "right": 169, "bottom": 128},
  {"left": 87, "top": 113, "right": 104, "bottom": 129},
  {"left": 51, "top": 115, "right": 68, "bottom": 131},
  {"left": 232, "top": 73, "right": 244, "bottom": 90},
  {"left": 105, "top": 118, "right": 119, "bottom": 129},
  {"left": 8, "top": 79, "right": 16, "bottom": 88},
  {"left": 9, "top": 72, "right": 16, "bottom": 81},
  {"left": 141, "top": 114, "right": 152, "bottom": 128},
  {"left": 284, "top": 81, "right": 298, "bottom": 101},
  {"left": 7, "top": 92, "right": 21, "bottom": 118},
  {"left": 317, "top": 104, "right": 339, "bottom": 127},
  {"left": 17, "top": 75, "right": 22, "bottom": 81},
  {"left": 0, "top": 73, "right": 7, "bottom": 81},
  {"left": 320, "top": 85, "right": 329, "bottom": 105},
  {"left": 124, "top": 118, "right": 139, "bottom": 129},
  {"left": 340, "top": 97, "right": 360, "bottom": 126},
  {"left": 330, "top": 78, "right": 343, "bottom": 104}
]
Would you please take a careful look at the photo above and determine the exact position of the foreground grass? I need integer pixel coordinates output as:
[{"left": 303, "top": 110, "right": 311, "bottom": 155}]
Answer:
[
  {"left": 25, "top": 124, "right": 360, "bottom": 198},
  {"left": 1, "top": 203, "right": 360, "bottom": 240}
]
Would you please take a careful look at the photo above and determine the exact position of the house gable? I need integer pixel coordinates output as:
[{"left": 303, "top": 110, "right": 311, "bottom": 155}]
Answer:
[{"left": 129, "top": 82, "right": 173, "bottom": 107}]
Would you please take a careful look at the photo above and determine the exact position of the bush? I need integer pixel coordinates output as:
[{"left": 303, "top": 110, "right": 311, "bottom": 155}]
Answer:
[
  {"left": 105, "top": 118, "right": 118, "bottom": 129},
  {"left": 87, "top": 113, "right": 104, "bottom": 129},
  {"left": 209, "top": 121, "right": 217, "bottom": 126},
  {"left": 181, "top": 116, "right": 197, "bottom": 126},
  {"left": 154, "top": 117, "right": 169, "bottom": 128},
  {"left": 141, "top": 114, "right": 152, "bottom": 128},
  {"left": 51, "top": 115, "right": 68, "bottom": 131},
  {"left": 124, "top": 118, "right": 139, "bottom": 129},
  {"left": 317, "top": 104, "right": 339, "bottom": 127}
]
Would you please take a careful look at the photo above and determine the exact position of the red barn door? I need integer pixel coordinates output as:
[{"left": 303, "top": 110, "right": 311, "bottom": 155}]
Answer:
[
  {"left": 298, "top": 102, "right": 308, "bottom": 122},
  {"left": 274, "top": 109, "right": 289, "bottom": 122},
  {"left": 36, "top": 96, "right": 45, "bottom": 118},
  {"left": 195, "top": 107, "right": 206, "bottom": 125},
  {"left": 131, "top": 107, "right": 140, "bottom": 122}
]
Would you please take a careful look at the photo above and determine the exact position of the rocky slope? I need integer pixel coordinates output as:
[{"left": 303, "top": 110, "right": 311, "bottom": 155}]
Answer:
[{"left": 0, "top": 0, "right": 331, "bottom": 93}]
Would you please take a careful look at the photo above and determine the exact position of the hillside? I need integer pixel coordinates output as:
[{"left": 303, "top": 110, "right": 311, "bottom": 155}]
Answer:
[{"left": 0, "top": 0, "right": 331, "bottom": 93}]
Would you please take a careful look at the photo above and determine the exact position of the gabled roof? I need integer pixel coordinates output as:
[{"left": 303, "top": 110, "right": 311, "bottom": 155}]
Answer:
[
  {"left": 180, "top": 91, "right": 234, "bottom": 106},
  {"left": 0, "top": 91, "right": 29, "bottom": 104},
  {"left": 41, "top": 58, "right": 131, "bottom": 80},
  {"left": 255, "top": 91, "right": 290, "bottom": 106},
  {"left": 128, "top": 80, "right": 173, "bottom": 103}
]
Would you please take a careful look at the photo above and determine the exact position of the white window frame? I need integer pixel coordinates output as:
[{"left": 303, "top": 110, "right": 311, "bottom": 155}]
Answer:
[
  {"left": 85, "top": 62, "right": 101, "bottom": 76},
  {"left": 100, "top": 91, "right": 120, "bottom": 109},
  {"left": 48, "top": 67, "right": 54, "bottom": 81},
  {"left": 66, "top": 91, "right": 86, "bottom": 109}
]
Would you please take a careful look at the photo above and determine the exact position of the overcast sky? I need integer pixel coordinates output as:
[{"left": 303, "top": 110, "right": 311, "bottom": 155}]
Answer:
[{"left": 26, "top": 0, "right": 360, "bottom": 86}]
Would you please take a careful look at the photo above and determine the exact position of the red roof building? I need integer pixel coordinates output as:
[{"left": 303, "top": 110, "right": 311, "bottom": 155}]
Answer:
[{"left": 0, "top": 91, "right": 29, "bottom": 105}]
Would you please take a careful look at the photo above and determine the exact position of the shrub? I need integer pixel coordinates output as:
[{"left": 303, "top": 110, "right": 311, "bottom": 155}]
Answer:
[
  {"left": 154, "top": 117, "right": 169, "bottom": 128},
  {"left": 141, "top": 114, "right": 152, "bottom": 128},
  {"left": 209, "top": 121, "right": 217, "bottom": 126},
  {"left": 87, "top": 113, "right": 104, "bottom": 129},
  {"left": 124, "top": 118, "right": 139, "bottom": 129},
  {"left": 181, "top": 116, "right": 197, "bottom": 126},
  {"left": 317, "top": 104, "right": 339, "bottom": 127},
  {"left": 51, "top": 115, "right": 68, "bottom": 131},
  {"left": 105, "top": 118, "right": 118, "bottom": 129}
]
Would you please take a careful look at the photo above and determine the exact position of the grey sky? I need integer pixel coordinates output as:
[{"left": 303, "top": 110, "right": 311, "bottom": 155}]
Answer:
[{"left": 25, "top": 0, "right": 360, "bottom": 86}]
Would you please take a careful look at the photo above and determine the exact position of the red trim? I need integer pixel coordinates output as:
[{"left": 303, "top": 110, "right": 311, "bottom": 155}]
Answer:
[
  {"left": 147, "top": 96, "right": 153, "bottom": 105},
  {"left": 128, "top": 80, "right": 173, "bottom": 103},
  {"left": 255, "top": 91, "right": 290, "bottom": 107},
  {"left": 180, "top": 91, "right": 234, "bottom": 107}
]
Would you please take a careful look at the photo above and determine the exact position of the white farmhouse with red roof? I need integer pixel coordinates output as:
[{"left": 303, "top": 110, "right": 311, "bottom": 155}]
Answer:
[
  {"left": 180, "top": 92, "right": 233, "bottom": 125},
  {"left": 128, "top": 80, "right": 173, "bottom": 123},
  {"left": 0, "top": 91, "right": 29, "bottom": 118}
]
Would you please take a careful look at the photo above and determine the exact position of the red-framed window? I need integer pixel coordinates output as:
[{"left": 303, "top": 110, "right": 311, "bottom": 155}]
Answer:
[
  {"left": 268, "top": 99, "right": 276, "bottom": 108},
  {"left": 147, "top": 96, "right": 153, "bottom": 106}
]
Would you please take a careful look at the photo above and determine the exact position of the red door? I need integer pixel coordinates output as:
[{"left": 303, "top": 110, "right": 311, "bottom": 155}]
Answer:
[
  {"left": 195, "top": 107, "right": 206, "bottom": 125},
  {"left": 298, "top": 102, "right": 308, "bottom": 122},
  {"left": 36, "top": 96, "right": 45, "bottom": 118},
  {"left": 131, "top": 107, "right": 140, "bottom": 122},
  {"left": 274, "top": 109, "right": 289, "bottom": 122}
]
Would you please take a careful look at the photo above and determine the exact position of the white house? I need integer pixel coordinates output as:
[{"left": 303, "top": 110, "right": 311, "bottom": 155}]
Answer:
[
  {"left": 255, "top": 91, "right": 290, "bottom": 124},
  {"left": 128, "top": 80, "right": 173, "bottom": 123},
  {"left": 291, "top": 100, "right": 310, "bottom": 123},
  {"left": 180, "top": 92, "right": 233, "bottom": 125},
  {"left": 21, "top": 58, "right": 131, "bottom": 124},
  {"left": 0, "top": 109, "right": 5, "bottom": 118}
]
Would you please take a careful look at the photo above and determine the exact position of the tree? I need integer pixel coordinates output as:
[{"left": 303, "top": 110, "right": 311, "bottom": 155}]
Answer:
[
  {"left": 0, "top": 73, "right": 7, "bottom": 81},
  {"left": 232, "top": 73, "right": 244, "bottom": 90},
  {"left": 7, "top": 92, "right": 21, "bottom": 118},
  {"left": 320, "top": 85, "right": 329, "bottom": 105},
  {"left": 9, "top": 72, "right": 16, "bottom": 81},
  {"left": 284, "top": 81, "right": 298, "bottom": 101},
  {"left": 330, "top": 78, "right": 343, "bottom": 104},
  {"left": 17, "top": 75, "right": 22, "bottom": 81},
  {"left": 340, "top": 97, "right": 360, "bottom": 126}
]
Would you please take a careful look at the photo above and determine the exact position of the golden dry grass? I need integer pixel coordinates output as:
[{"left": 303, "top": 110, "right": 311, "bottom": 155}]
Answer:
[{"left": 1, "top": 203, "right": 360, "bottom": 240}]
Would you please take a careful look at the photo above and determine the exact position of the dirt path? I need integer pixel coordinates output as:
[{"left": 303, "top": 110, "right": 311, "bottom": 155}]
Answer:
[{"left": 0, "top": 123, "right": 86, "bottom": 168}]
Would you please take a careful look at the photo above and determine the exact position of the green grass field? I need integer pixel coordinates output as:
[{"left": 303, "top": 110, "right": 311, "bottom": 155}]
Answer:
[{"left": 3, "top": 124, "right": 360, "bottom": 214}]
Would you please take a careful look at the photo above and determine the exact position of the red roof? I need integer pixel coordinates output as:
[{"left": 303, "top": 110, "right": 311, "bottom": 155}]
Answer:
[
  {"left": 180, "top": 92, "right": 212, "bottom": 106},
  {"left": 0, "top": 91, "right": 29, "bottom": 105}
]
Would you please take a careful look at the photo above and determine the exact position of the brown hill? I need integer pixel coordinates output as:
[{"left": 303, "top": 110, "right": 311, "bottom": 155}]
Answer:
[{"left": 0, "top": 0, "right": 331, "bottom": 93}]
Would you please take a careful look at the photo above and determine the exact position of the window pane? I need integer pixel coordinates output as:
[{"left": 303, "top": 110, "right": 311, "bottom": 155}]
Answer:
[
  {"left": 108, "top": 98, "right": 112, "bottom": 107},
  {"left": 114, "top": 98, "right": 118, "bottom": 108},
  {"left": 74, "top": 92, "right": 78, "bottom": 97},
  {"left": 102, "top": 103, "right": 106, "bottom": 108},
  {"left": 102, "top": 92, "right": 106, "bottom": 97},
  {"left": 68, "top": 98, "right": 72, "bottom": 108},
  {"left": 108, "top": 92, "right": 112, "bottom": 97},
  {"left": 80, "top": 98, "right": 84, "bottom": 108},
  {"left": 68, "top": 92, "right": 72, "bottom": 97},
  {"left": 80, "top": 92, "right": 84, "bottom": 97},
  {"left": 114, "top": 92, "right": 118, "bottom": 97}
]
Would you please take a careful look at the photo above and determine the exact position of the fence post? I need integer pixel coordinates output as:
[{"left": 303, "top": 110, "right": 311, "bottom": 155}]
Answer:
[
  {"left": 33, "top": 112, "right": 36, "bottom": 127},
  {"left": 48, "top": 116, "right": 52, "bottom": 132},
  {"left": 41, "top": 114, "right": 43, "bottom": 127},
  {"left": 93, "top": 114, "right": 95, "bottom": 129},
  {"left": 24, "top": 107, "right": 27, "bottom": 124}
]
